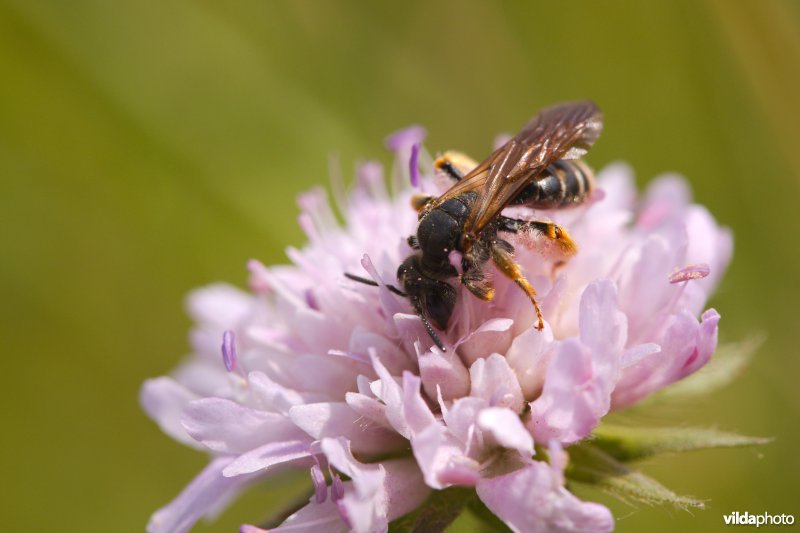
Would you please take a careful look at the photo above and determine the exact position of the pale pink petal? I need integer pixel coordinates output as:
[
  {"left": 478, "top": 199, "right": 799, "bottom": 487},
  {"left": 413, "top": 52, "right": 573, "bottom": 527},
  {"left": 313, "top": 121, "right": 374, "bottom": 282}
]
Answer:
[
  {"left": 240, "top": 525, "right": 268, "bottom": 533},
  {"left": 401, "top": 372, "right": 437, "bottom": 436},
  {"left": 470, "top": 354, "right": 525, "bottom": 413},
  {"left": 637, "top": 174, "right": 692, "bottom": 230},
  {"left": 349, "top": 328, "right": 413, "bottom": 375},
  {"left": 382, "top": 459, "right": 432, "bottom": 521},
  {"left": 477, "top": 407, "right": 534, "bottom": 456},
  {"left": 344, "top": 392, "right": 393, "bottom": 430},
  {"left": 618, "top": 234, "right": 684, "bottom": 344},
  {"left": 620, "top": 342, "right": 661, "bottom": 368},
  {"left": 186, "top": 283, "right": 253, "bottom": 329},
  {"left": 411, "top": 422, "right": 480, "bottom": 489},
  {"left": 443, "top": 396, "right": 487, "bottom": 450},
  {"left": 359, "top": 254, "right": 407, "bottom": 322},
  {"left": 173, "top": 358, "right": 232, "bottom": 398},
  {"left": 182, "top": 398, "right": 306, "bottom": 454},
  {"left": 418, "top": 348, "right": 471, "bottom": 401},
  {"left": 140, "top": 377, "right": 202, "bottom": 449},
  {"left": 385, "top": 125, "right": 426, "bottom": 152},
  {"left": 321, "top": 438, "right": 388, "bottom": 532},
  {"left": 147, "top": 457, "right": 248, "bottom": 533},
  {"left": 458, "top": 318, "right": 515, "bottom": 367},
  {"left": 505, "top": 325, "right": 555, "bottom": 400},
  {"left": 684, "top": 205, "right": 733, "bottom": 292},
  {"left": 271, "top": 498, "right": 346, "bottom": 532},
  {"left": 222, "top": 440, "right": 313, "bottom": 477},
  {"left": 612, "top": 308, "right": 720, "bottom": 408},
  {"left": 579, "top": 280, "right": 626, "bottom": 357},
  {"left": 528, "top": 337, "right": 614, "bottom": 444},
  {"left": 322, "top": 439, "right": 428, "bottom": 532},
  {"left": 593, "top": 162, "right": 637, "bottom": 213},
  {"left": 477, "top": 451, "right": 614, "bottom": 533},
  {"left": 355, "top": 160, "right": 387, "bottom": 198},
  {"left": 393, "top": 313, "right": 432, "bottom": 355},
  {"left": 336, "top": 475, "right": 387, "bottom": 533},
  {"left": 246, "top": 258, "right": 271, "bottom": 294},
  {"left": 313, "top": 453, "right": 429, "bottom": 533},
  {"left": 247, "top": 371, "right": 307, "bottom": 415},
  {"left": 321, "top": 438, "right": 375, "bottom": 479},
  {"left": 289, "top": 402, "right": 405, "bottom": 455},
  {"left": 368, "top": 353, "right": 410, "bottom": 437},
  {"left": 288, "top": 353, "right": 361, "bottom": 397}
]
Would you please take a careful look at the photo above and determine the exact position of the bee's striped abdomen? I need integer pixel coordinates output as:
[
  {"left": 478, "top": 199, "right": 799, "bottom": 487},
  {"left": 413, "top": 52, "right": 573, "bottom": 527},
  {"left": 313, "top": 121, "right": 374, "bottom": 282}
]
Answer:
[{"left": 512, "top": 159, "right": 594, "bottom": 209}]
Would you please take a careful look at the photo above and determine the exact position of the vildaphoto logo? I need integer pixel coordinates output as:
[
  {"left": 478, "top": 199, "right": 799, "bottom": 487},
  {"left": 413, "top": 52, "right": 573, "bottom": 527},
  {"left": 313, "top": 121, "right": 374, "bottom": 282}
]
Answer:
[{"left": 723, "top": 511, "right": 795, "bottom": 527}]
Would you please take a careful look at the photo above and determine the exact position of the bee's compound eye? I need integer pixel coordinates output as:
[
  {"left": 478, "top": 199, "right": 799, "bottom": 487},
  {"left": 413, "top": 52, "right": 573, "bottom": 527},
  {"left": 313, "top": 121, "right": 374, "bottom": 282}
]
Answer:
[{"left": 553, "top": 226, "right": 562, "bottom": 239}]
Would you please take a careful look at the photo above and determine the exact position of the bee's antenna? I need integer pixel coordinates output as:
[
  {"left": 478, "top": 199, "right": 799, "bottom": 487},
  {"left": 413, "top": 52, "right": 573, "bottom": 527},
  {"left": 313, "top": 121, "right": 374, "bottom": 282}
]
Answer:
[
  {"left": 344, "top": 272, "right": 407, "bottom": 297},
  {"left": 346, "top": 272, "right": 446, "bottom": 352},
  {"left": 411, "top": 298, "right": 447, "bottom": 352}
]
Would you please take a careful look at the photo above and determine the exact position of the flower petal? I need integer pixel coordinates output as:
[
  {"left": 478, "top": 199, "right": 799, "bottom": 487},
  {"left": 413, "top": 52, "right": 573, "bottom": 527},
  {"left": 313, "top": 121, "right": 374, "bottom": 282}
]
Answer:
[
  {"left": 222, "top": 440, "right": 313, "bottom": 477},
  {"left": 322, "top": 438, "right": 428, "bottom": 532},
  {"left": 148, "top": 457, "right": 247, "bottom": 533},
  {"left": 182, "top": 398, "right": 305, "bottom": 454},
  {"left": 505, "top": 325, "right": 555, "bottom": 400},
  {"left": 476, "top": 451, "right": 613, "bottom": 533},
  {"left": 411, "top": 422, "right": 480, "bottom": 489},
  {"left": 477, "top": 407, "right": 534, "bottom": 456},
  {"left": 401, "top": 371, "right": 437, "bottom": 436},
  {"left": 470, "top": 353, "right": 525, "bottom": 413},
  {"left": 385, "top": 125, "right": 426, "bottom": 152},
  {"left": 271, "top": 498, "right": 346, "bottom": 532},
  {"left": 458, "top": 318, "right": 514, "bottom": 367},
  {"left": 140, "top": 377, "right": 202, "bottom": 449},
  {"left": 247, "top": 371, "right": 308, "bottom": 416},
  {"left": 579, "top": 280, "right": 626, "bottom": 357},
  {"left": 289, "top": 402, "right": 405, "bottom": 455},
  {"left": 613, "top": 308, "right": 720, "bottom": 408},
  {"left": 528, "top": 337, "right": 614, "bottom": 444},
  {"left": 418, "top": 348, "right": 471, "bottom": 401}
]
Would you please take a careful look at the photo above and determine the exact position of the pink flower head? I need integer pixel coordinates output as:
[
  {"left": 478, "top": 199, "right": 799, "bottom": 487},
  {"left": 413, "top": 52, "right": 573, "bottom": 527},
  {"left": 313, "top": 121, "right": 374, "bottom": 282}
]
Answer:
[{"left": 141, "top": 127, "right": 731, "bottom": 532}]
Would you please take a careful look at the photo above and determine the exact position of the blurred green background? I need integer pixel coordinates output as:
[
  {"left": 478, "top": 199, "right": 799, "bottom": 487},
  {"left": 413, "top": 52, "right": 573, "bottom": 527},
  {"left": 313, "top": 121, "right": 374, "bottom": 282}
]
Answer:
[{"left": 2, "top": 1, "right": 799, "bottom": 531}]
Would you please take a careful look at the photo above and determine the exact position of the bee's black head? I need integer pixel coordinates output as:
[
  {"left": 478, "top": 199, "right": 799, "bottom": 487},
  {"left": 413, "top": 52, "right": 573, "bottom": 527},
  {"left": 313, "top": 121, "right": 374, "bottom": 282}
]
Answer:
[{"left": 397, "top": 255, "right": 457, "bottom": 349}]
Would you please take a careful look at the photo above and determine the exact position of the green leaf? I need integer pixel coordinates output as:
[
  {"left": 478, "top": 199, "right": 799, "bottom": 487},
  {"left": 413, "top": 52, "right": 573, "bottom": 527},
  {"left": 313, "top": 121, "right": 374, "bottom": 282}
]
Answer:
[
  {"left": 645, "top": 337, "right": 763, "bottom": 404},
  {"left": 591, "top": 424, "right": 772, "bottom": 462},
  {"left": 566, "top": 443, "right": 705, "bottom": 510},
  {"left": 388, "top": 487, "right": 475, "bottom": 533}
]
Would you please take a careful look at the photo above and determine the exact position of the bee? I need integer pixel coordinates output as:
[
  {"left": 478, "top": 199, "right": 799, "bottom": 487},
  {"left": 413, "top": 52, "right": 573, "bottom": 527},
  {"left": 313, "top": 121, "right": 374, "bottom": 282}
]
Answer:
[{"left": 348, "top": 101, "right": 603, "bottom": 351}]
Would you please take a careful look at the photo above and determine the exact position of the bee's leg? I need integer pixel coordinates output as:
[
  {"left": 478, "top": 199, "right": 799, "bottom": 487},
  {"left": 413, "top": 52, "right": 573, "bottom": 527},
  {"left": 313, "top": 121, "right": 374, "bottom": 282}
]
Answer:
[
  {"left": 462, "top": 268, "right": 495, "bottom": 301},
  {"left": 490, "top": 239, "right": 544, "bottom": 330},
  {"left": 413, "top": 152, "right": 477, "bottom": 212},
  {"left": 461, "top": 241, "right": 495, "bottom": 301},
  {"left": 434, "top": 151, "right": 478, "bottom": 182},
  {"left": 411, "top": 194, "right": 436, "bottom": 212},
  {"left": 498, "top": 216, "right": 578, "bottom": 256}
]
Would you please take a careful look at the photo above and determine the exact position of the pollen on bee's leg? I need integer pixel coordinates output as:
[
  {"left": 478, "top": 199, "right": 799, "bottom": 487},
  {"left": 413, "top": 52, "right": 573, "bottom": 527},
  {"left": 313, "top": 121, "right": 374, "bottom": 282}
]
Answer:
[
  {"left": 512, "top": 219, "right": 578, "bottom": 259},
  {"left": 551, "top": 224, "right": 577, "bottom": 255},
  {"left": 411, "top": 193, "right": 435, "bottom": 212},
  {"left": 490, "top": 242, "right": 545, "bottom": 330},
  {"left": 434, "top": 151, "right": 478, "bottom": 181}
]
